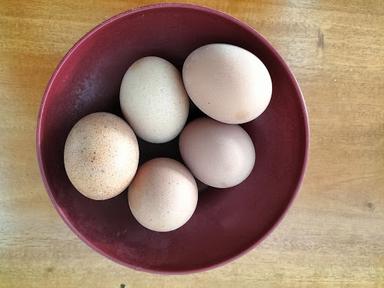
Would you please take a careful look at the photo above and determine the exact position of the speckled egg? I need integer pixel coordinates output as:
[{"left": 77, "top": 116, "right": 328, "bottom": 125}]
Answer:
[{"left": 64, "top": 112, "right": 139, "bottom": 200}]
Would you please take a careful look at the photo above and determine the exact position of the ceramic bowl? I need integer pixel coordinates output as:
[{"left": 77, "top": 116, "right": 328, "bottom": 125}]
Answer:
[{"left": 36, "top": 3, "right": 309, "bottom": 274}]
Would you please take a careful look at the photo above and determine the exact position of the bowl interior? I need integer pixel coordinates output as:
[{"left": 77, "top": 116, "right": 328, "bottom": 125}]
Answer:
[{"left": 37, "top": 4, "right": 308, "bottom": 273}]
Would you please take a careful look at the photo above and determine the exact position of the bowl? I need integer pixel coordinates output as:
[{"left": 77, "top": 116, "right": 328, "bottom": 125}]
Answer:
[{"left": 36, "top": 3, "right": 309, "bottom": 274}]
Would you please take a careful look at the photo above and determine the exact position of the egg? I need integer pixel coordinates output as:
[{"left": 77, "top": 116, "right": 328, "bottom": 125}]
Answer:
[
  {"left": 182, "top": 43, "right": 272, "bottom": 124},
  {"left": 128, "top": 158, "right": 198, "bottom": 232},
  {"left": 179, "top": 117, "right": 255, "bottom": 188},
  {"left": 64, "top": 112, "right": 139, "bottom": 200},
  {"left": 120, "top": 56, "right": 190, "bottom": 143}
]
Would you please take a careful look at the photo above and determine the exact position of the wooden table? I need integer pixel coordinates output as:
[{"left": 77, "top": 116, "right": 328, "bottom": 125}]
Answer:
[{"left": 1, "top": 0, "right": 383, "bottom": 287}]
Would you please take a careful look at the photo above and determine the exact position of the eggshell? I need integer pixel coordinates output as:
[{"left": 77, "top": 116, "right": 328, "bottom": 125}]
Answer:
[
  {"left": 64, "top": 112, "right": 139, "bottom": 200},
  {"left": 182, "top": 43, "right": 272, "bottom": 124},
  {"left": 128, "top": 158, "right": 198, "bottom": 232},
  {"left": 179, "top": 117, "right": 255, "bottom": 188},
  {"left": 120, "top": 56, "right": 190, "bottom": 143}
]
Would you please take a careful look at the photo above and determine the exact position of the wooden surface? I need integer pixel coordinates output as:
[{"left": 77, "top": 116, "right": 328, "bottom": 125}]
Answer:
[{"left": 1, "top": 0, "right": 383, "bottom": 287}]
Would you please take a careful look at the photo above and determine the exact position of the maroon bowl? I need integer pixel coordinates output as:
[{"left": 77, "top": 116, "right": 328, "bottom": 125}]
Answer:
[{"left": 37, "top": 3, "right": 309, "bottom": 274}]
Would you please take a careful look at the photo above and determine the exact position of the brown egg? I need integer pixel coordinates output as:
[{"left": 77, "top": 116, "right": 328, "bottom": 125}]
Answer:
[
  {"left": 183, "top": 43, "right": 272, "bottom": 124},
  {"left": 64, "top": 112, "right": 139, "bottom": 200},
  {"left": 179, "top": 117, "right": 255, "bottom": 188},
  {"left": 128, "top": 158, "right": 198, "bottom": 232}
]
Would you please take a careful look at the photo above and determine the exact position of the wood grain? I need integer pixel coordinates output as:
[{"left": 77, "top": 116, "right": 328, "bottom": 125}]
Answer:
[{"left": 0, "top": 0, "right": 383, "bottom": 287}]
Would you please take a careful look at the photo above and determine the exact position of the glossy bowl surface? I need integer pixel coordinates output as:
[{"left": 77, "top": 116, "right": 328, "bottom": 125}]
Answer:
[{"left": 37, "top": 3, "right": 309, "bottom": 274}]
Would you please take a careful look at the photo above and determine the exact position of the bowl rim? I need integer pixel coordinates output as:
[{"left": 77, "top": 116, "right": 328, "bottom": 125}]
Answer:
[{"left": 36, "top": 2, "right": 310, "bottom": 274}]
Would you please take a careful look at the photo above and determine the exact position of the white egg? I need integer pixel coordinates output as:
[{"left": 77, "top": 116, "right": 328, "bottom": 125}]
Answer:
[
  {"left": 183, "top": 43, "right": 272, "bottom": 124},
  {"left": 64, "top": 112, "right": 139, "bottom": 200},
  {"left": 128, "top": 158, "right": 198, "bottom": 232},
  {"left": 120, "top": 56, "right": 189, "bottom": 143},
  {"left": 179, "top": 117, "right": 255, "bottom": 188}
]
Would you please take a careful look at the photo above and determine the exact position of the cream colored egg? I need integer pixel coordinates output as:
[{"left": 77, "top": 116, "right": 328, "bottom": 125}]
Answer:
[
  {"left": 128, "top": 158, "right": 198, "bottom": 232},
  {"left": 64, "top": 112, "right": 139, "bottom": 200},
  {"left": 182, "top": 43, "right": 272, "bottom": 124},
  {"left": 120, "top": 56, "right": 190, "bottom": 143},
  {"left": 179, "top": 117, "right": 255, "bottom": 188}
]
